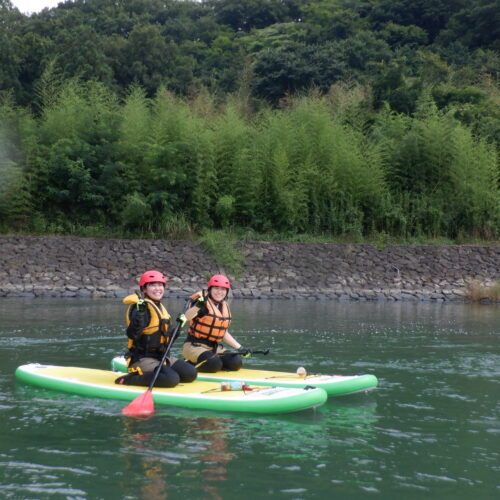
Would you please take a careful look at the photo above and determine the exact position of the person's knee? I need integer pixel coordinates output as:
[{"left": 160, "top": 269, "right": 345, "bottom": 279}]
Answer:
[
  {"left": 115, "top": 368, "right": 180, "bottom": 388},
  {"left": 155, "top": 371, "right": 180, "bottom": 388},
  {"left": 155, "top": 373, "right": 180, "bottom": 388},
  {"left": 172, "top": 360, "right": 197, "bottom": 383},
  {"left": 222, "top": 353, "right": 242, "bottom": 371},
  {"left": 197, "top": 352, "right": 222, "bottom": 373}
]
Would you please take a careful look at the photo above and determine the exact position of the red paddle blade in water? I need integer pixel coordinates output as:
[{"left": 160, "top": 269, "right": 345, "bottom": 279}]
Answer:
[{"left": 121, "top": 390, "right": 155, "bottom": 416}]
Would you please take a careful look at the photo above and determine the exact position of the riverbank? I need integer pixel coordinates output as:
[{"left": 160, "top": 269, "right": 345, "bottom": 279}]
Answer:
[{"left": 0, "top": 235, "right": 498, "bottom": 302}]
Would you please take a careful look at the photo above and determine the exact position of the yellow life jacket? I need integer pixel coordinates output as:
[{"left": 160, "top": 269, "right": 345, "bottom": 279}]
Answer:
[
  {"left": 123, "top": 294, "right": 171, "bottom": 352},
  {"left": 187, "top": 292, "right": 231, "bottom": 343}
]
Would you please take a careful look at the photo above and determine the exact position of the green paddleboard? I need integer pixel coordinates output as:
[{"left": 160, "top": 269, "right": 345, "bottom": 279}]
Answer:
[
  {"left": 111, "top": 356, "right": 378, "bottom": 397},
  {"left": 15, "top": 363, "right": 327, "bottom": 414}
]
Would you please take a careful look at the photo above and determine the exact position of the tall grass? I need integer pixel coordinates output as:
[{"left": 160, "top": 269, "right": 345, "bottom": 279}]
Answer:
[
  {"left": 1, "top": 81, "right": 499, "bottom": 242},
  {"left": 198, "top": 229, "right": 245, "bottom": 277},
  {"left": 0, "top": 95, "right": 36, "bottom": 230},
  {"left": 373, "top": 94, "right": 500, "bottom": 239},
  {"left": 465, "top": 280, "right": 500, "bottom": 302},
  {"left": 242, "top": 97, "right": 389, "bottom": 236}
]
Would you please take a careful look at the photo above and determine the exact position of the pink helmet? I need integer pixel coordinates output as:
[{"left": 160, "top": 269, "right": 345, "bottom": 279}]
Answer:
[
  {"left": 208, "top": 274, "right": 231, "bottom": 289},
  {"left": 139, "top": 270, "right": 166, "bottom": 288}
]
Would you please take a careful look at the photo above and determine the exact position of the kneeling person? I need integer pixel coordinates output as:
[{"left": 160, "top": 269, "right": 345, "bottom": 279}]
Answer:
[
  {"left": 182, "top": 274, "right": 247, "bottom": 373},
  {"left": 116, "top": 270, "right": 197, "bottom": 387}
]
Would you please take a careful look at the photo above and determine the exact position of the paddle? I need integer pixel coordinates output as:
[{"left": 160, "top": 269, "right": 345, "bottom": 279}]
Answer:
[
  {"left": 121, "top": 320, "right": 182, "bottom": 417},
  {"left": 234, "top": 348, "right": 270, "bottom": 356},
  {"left": 248, "top": 348, "right": 269, "bottom": 355}
]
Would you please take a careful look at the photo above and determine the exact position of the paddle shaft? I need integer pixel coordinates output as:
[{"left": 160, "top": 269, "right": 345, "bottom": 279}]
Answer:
[
  {"left": 195, "top": 348, "right": 270, "bottom": 368},
  {"left": 230, "top": 348, "right": 270, "bottom": 356},
  {"left": 146, "top": 321, "right": 181, "bottom": 390},
  {"left": 246, "top": 349, "right": 269, "bottom": 355}
]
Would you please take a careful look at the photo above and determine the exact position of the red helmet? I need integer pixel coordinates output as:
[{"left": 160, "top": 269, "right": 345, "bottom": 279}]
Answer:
[
  {"left": 139, "top": 270, "right": 166, "bottom": 288},
  {"left": 208, "top": 274, "right": 231, "bottom": 289}
]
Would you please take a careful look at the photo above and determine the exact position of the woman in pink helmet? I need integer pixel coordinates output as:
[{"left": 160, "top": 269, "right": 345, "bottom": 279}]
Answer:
[
  {"left": 116, "top": 270, "right": 197, "bottom": 387},
  {"left": 181, "top": 274, "right": 248, "bottom": 372}
]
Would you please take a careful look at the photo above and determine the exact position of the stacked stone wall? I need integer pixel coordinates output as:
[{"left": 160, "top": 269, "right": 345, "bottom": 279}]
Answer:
[{"left": 0, "top": 235, "right": 498, "bottom": 301}]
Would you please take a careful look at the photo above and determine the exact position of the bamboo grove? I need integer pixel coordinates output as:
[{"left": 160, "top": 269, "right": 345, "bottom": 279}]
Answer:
[
  {"left": 1, "top": 81, "right": 498, "bottom": 240},
  {"left": 0, "top": 0, "right": 499, "bottom": 241}
]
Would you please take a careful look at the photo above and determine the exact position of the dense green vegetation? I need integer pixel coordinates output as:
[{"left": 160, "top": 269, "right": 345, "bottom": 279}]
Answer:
[{"left": 0, "top": 0, "right": 499, "bottom": 242}]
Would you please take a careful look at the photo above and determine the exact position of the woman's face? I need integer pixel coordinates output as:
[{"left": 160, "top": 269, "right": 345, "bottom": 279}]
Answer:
[
  {"left": 144, "top": 282, "right": 165, "bottom": 301},
  {"left": 209, "top": 286, "right": 227, "bottom": 302}
]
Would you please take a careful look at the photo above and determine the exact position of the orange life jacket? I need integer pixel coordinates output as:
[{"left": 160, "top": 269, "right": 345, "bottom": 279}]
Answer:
[{"left": 187, "top": 292, "right": 231, "bottom": 343}]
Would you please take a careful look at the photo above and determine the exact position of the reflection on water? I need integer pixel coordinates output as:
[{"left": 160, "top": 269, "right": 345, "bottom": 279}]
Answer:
[
  {"left": 120, "top": 415, "right": 236, "bottom": 500},
  {"left": 0, "top": 298, "right": 498, "bottom": 499},
  {"left": 112, "top": 398, "right": 380, "bottom": 500}
]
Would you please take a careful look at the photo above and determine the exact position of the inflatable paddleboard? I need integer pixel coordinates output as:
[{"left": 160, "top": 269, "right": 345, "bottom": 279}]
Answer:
[
  {"left": 15, "top": 363, "right": 327, "bottom": 414},
  {"left": 111, "top": 356, "right": 378, "bottom": 396}
]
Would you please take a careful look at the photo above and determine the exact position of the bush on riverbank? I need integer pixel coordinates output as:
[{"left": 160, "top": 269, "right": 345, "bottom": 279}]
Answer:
[
  {"left": 465, "top": 280, "right": 500, "bottom": 302},
  {"left": 1, "top": 82, "right": 499, "bottom": 242}
]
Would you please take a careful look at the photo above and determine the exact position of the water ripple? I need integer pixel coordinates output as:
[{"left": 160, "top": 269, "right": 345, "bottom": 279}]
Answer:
[{"left": 1, "top": 299, "right": 499, "bottom": 499}]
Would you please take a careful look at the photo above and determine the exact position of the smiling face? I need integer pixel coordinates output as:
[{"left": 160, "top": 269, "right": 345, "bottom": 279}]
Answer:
[
  {"left": 143, "top": 281, "right": 165, "bottom": 301},
  {"left": 209, "top": 286, "right": 228, "bottom": 303}
]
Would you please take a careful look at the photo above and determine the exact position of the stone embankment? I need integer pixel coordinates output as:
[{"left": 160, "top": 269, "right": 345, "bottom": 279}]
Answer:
[{"left": 0, "top": 235, "right": 498, "bottom": 302}]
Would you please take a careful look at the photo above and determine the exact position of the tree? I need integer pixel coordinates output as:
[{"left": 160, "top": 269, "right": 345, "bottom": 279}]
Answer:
[
  {"left": 368, "top": 0, "right": 467, "bottom": 42},
  {"left": 0, "top": 1, "right": 25, "bottom": 99},
  {"left": 302, "top": 0, "right": 368, "bottom": 42},
  {"left": 210, "top": 0, "right": 302, "bottom": 31},
  {"left": 438, "top": 0, "right": 500, "bottom": 50},
  {"left": 114, "top": 24, "right": 174, "bottom": 96},
  {"left": 52, "top": 25, "right": 113, "bottom": 84}
]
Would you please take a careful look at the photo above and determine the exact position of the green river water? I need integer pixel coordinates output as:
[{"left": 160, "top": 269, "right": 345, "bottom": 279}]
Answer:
[{"left": 0, "top": 298, "right": 498, "bottom": 499}]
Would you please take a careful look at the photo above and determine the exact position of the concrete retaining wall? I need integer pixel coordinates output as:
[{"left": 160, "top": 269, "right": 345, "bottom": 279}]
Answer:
[{"left": 0, "top": 235, "right": 498, "bottom": 302}]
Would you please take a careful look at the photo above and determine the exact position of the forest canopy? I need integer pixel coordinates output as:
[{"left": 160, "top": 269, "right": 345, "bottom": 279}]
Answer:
[{"left": 0, "top": 0, "right": 499, "bottom": 241}]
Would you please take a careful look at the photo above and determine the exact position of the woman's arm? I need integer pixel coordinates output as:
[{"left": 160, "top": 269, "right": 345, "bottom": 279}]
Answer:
[
  {"left": 183, "top": 304, "right": 203, "bottom": 322},
  {"left": 181, "top": 291, "right": 207, "bottom": 322},
  {"left": 222, "top": 331, "right": 241, "bottom": 350},
  {"left": 126, "top": 307, "right": 150, "bottom": 340}
]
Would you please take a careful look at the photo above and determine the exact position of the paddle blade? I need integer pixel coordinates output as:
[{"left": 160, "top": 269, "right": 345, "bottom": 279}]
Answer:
[{"left": 122, "top": 389, "right": 155, "bottom": 416}]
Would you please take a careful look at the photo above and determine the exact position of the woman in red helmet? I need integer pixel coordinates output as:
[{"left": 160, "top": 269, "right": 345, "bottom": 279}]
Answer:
[
  {"left": 181, "top": 274, "right": 247, "bottom": 372},
  {"left": 116, "top": 270, "right": 197, "bottom": 387}
]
